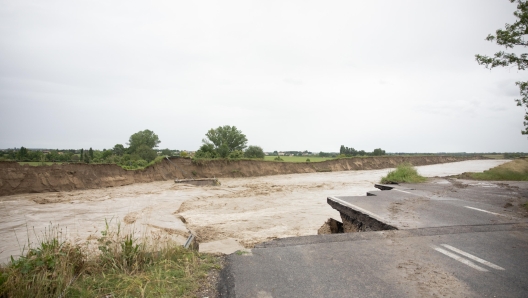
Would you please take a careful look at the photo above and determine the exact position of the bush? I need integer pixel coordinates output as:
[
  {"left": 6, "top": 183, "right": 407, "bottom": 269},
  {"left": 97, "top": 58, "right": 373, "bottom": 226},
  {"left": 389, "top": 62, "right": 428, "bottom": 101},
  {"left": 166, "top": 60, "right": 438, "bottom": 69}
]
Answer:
[
  {"left": 306, "top": 158, "right": 311, "bottom": 162},
  {"left": 244, "top": 146, "right": 265, "bottom": 159},
  {"left": 380, "top": 163, "right": 426, "bottom": 184},
  {"left": 274, "top": 156, "right": 283, "bottom": 161},
  {"left": 228, "top": 150, "right": 244, "bottom": 159}
]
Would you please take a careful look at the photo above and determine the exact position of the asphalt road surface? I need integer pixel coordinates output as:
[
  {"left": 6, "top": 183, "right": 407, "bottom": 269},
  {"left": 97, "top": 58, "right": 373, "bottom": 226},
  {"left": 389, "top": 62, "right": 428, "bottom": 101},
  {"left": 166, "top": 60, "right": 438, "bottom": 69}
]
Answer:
[{"left": 218, "top": 179, "right": 528, "bottom": 297}]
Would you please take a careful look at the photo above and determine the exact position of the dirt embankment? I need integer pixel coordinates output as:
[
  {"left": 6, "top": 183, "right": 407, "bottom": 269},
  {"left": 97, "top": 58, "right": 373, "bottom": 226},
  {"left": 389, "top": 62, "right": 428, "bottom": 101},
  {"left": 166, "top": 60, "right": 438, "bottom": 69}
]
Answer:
[{"left": 0, "top": 156, "right": 480, "bottom": 196}]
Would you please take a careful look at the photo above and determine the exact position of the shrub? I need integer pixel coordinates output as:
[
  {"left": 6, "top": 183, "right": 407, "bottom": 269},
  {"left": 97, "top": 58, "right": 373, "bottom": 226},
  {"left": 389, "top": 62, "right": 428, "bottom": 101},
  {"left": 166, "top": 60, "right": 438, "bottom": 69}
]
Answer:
[
  {"left": 244, "top": 146, "right": 265, "bottom": 159},
  {"left": 228, "top": 150, "right": 244, "bottom": 159},
  {"left": 380, "top": 163, "right": 426, "bottom": 184}
]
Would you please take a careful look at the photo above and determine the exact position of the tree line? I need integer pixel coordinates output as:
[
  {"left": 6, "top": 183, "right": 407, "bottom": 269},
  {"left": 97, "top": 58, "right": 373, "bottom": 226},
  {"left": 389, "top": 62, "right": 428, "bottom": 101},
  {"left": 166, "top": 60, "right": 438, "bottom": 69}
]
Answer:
[{"left": 339, "top": 145, "right": 386, "bottom": 157}]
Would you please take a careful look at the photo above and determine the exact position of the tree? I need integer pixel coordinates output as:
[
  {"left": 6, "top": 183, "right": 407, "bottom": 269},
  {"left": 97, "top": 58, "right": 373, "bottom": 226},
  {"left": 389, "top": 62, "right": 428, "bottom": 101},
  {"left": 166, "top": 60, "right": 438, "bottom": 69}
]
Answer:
[
  {"left": 128, "top": 129, "right": 161, "bottom": 153},
  {"left": 17, "top": 147, "right": 28, "bottom": 160},
  {"left": 113, "top": 144, "right": 125, "bottom": 156},
  {"left": 89, "top": 147, "right": 94, "bottom": 159},
  {"left": 161, "top": 148, "right": 172, "bottom": 156},
  {"left": 80, "top": 148, "right": 84, "bottom": 161},
  {"left": 135, "top": 144, "right": 157, "bottom": 162},
  {"left": 244, "top": 145, "right": 265, "bottom": 159},
  {"left": 372, "top": 148, "right": 386, "bottom": 156},
  {"left": 202, "top": 125, "right": 248, "bottom": 158},
  {"left": 476, "top": 0, "right": 528, "bottom": 135},
  {"left": 101, "top": 149, "right": 113, "bottom": 160},
  {"left": 194, "top": 143, "right": 217, "bottom": 159}
]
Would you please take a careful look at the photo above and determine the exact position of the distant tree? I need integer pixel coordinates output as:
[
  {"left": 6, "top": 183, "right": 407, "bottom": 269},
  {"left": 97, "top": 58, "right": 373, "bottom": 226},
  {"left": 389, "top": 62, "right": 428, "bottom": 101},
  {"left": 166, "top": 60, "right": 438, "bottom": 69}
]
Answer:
[
  {"left": 372, "top": 148, "right": 386, "bottom": 156},
  {"left": 161, "top": 148, "right": 172, "bottom": 156},
  {"left": 17, "top": 147, "right": 28, "bottom": 160},
  {"left": 244, "top": 145, "right": 265, "bottom": 159},
  {"left": 113, "top": 144, "right": 125, "bottom": 156},
  {"left": 101, "top": 149, "right": 113, "bottom": 160},
  {"left": 135, "top": 144, "right": 157, "bottom": 162},
  {"left": 128, "top": 130, "right": 161, "bottom": 153},
  {"left": 202, "top": 125, "right": 247, "bottom": 158},
  {"left": 476, "top": 0, "right": 528, "bottom": 135},
  {"left": 83, "top": 152, "right": 90, "bottom": 163},
  {"left": 194, "top": 143, "right": 217, "bottom": 159},
  {"left": 80, "top": 149, "right": 84, "bottom": 161},
  {"left": 89, "top": 147, "right": 94, "bottom": 159}
]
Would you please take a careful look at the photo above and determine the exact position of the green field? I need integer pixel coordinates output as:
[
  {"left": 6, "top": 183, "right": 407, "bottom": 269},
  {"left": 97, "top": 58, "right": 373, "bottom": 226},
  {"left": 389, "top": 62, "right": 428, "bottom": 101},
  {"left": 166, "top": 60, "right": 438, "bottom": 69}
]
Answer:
[{"left": 264, "top": 156, "right": 335, "bottom": 162}]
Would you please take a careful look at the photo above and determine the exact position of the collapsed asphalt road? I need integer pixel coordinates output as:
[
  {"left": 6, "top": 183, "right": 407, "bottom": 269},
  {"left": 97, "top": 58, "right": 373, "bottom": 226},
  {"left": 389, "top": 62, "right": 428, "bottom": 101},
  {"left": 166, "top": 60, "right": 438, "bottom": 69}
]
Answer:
[{"left": 219, "top": 179, "right": 528, "bottom": 297}]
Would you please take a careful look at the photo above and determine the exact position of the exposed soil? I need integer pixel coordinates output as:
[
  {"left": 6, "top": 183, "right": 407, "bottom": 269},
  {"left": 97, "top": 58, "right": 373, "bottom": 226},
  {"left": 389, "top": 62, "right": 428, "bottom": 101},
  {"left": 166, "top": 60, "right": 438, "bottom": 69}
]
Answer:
[{"left": 0, "top": 156, "right": 480, "bottom": 196}]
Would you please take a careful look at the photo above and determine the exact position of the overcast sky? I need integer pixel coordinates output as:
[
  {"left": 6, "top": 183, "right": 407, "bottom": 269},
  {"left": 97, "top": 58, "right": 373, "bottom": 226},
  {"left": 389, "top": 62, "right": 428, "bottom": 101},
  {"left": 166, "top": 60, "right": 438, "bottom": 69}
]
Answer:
[{"left": 1, "top": 0, "right": 527, "bottom": 153}]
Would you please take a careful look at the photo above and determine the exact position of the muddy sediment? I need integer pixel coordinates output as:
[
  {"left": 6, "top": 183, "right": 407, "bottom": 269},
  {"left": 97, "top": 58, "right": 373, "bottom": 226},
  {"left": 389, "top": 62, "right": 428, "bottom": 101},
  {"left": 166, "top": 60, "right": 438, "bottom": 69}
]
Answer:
[{"left": 0, "top": 156, "right": 479, "bottom": 196}]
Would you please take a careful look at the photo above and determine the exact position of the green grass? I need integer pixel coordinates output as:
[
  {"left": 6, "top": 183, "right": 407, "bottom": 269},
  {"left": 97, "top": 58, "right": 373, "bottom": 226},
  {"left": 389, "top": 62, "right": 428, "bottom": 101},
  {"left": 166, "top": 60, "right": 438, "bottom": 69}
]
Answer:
[
  {"left": 380, "top": 163, "right": 427, "bottom": 184},
  {"left": 482, "top": 154, "right": 505, "bottom": 159},
  {"left": 18, "top": 162, "right": 63, "bottom": 166},
  {"left": 0, "top": 222, "right": 221, "bottom": 298},
  {"left": 457, "top": 159, "right": 528, "bottom": 181},
  {"left": 263, "top": 156, "right": 334, "bottom": 162}
]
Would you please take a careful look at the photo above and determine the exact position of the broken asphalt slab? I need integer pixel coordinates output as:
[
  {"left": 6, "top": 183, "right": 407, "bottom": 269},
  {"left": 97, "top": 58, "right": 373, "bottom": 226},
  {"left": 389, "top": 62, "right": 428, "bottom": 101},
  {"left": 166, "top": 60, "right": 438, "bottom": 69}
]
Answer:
[{"left": 218, "top": 179, "right": 528, "bottom": 297}]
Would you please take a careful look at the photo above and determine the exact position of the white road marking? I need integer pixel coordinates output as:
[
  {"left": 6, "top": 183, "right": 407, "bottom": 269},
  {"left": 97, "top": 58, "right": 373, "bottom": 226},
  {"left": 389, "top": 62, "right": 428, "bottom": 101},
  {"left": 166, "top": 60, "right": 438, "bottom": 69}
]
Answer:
[
  {"left": 464, "top": 206, "right": 505, "bottom": 217},
  {"left": 328, "top": 197, "right": 383, "bottom": 222},
  {"left": 432, "top": 246, "right": 488, "bottom": 272},
  {"left": 394, "top": 189, "right": 412, "bottom": 194},
  {"left": 441, "top": 244, "right": 505, "bottom": 270}
]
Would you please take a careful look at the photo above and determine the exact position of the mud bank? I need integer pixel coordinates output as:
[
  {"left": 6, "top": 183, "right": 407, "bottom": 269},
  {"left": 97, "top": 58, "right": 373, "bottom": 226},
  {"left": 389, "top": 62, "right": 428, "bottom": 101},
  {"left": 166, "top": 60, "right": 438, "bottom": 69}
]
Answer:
[{"left": 0, "top": 156, "right": 480, "bottom": 196}]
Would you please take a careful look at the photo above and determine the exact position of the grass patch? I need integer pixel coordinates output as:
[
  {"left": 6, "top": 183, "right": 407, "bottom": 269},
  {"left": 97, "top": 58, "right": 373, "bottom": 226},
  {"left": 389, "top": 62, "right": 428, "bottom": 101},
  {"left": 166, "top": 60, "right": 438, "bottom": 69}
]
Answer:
[
  {"left": 458, "top": 159, "right": 528, "bottom": 181},
  {"left": 481, "top": 154, "right": 505, "bottom": 159},
  {"left": 0, "top": 222, "right": 221, "bottom": 298},
  {"left": 380, "top": 163, "right": 426, "bottom": 184},
  {"left": 263, "top": 156, "right": 334, "bottom": 162},
  {"left": 18, "top": 162, "right": 63, "bottom": 166}
]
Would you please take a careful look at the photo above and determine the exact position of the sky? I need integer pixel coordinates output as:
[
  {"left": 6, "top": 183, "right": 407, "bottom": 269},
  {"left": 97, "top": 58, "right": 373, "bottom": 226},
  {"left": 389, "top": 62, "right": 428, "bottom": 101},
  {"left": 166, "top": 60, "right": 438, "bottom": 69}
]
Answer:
[{"left": 1, "top": 0, "right": 527, "bottom": 153}]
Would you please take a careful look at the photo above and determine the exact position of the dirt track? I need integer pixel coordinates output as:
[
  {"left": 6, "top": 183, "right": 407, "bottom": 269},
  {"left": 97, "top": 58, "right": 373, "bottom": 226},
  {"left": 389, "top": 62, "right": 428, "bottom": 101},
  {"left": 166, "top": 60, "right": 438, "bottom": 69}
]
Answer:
[
  {"left": 0, "top": 156, "right": 480, "bottom": 196},
  {"left": 0, "top": 159, "right": 508, "bottom": 263}
]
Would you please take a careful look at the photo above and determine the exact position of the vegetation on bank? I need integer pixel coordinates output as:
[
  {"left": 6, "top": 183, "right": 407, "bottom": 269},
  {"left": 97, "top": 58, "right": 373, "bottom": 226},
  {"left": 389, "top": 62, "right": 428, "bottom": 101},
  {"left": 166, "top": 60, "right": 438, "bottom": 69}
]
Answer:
[
  {"left": 455, "top": 158, "right": 528, "bottom": 181},
  {"left": 380, "top": 163, "right": 427, "bottom": 184},
  {"left": 0, "top": 223, "right": 221, "bottom": 298}
]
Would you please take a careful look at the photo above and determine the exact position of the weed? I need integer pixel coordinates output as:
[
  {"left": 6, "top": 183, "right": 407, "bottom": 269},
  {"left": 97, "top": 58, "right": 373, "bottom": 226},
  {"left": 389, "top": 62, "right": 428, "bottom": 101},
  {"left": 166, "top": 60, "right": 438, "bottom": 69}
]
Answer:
[
  {"left": 1, "top": 221, "right": 222, "bottom": 298},
  {"left": 235, "top": 250, "right": 249, "bottom": 255},
  {"left": 456, "top": 159, "right": 528, "bottom": 181},
  {"left": 381, "top": 163, "right": 426, "bottom": 184},
  {"left": 0, "top": 226, "right": 85, "bottom": 298},
  {"left": 306, "top": 158, "right": 311, "bottom": 162},
  {"left": 192, "top": 170, "right": 197, "bottom": 176}
]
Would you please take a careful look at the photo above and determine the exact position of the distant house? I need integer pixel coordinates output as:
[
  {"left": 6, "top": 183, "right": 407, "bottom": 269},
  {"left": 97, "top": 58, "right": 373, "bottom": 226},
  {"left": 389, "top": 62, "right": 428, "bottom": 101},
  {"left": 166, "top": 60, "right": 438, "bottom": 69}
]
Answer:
[{"left": 278, "top": 152, "right": 285, "bottom": 156}]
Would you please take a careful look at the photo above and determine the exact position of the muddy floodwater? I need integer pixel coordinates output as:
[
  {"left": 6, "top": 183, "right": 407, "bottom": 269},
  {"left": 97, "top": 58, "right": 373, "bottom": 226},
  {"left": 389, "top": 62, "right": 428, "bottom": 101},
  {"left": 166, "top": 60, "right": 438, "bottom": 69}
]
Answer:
[{"left": 0, "top": 160, "right": 509, "bottom": 263}]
